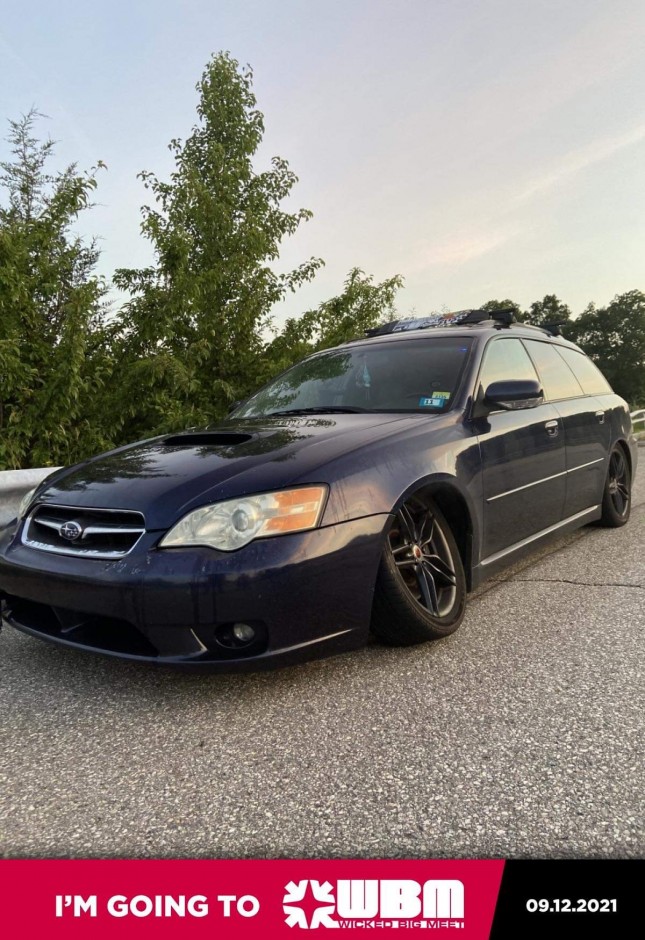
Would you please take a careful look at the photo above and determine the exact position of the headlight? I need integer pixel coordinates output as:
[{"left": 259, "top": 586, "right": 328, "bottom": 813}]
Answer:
[
  {"left": 159, "top": 486, "right": 328, "bottom": 552},
  {"left": 18, "top": 487, "right": 38, "bottom": 520}
]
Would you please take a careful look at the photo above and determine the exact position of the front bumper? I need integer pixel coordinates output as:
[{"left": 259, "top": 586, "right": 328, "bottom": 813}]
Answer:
[{"left": 0, "top": 515, "right": 390, "bottom": 670}]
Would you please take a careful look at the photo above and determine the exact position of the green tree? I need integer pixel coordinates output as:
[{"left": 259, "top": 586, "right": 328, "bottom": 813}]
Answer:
[
  {"left": 0, "top": 111, "right": 107, "bottom": 469},
  {"left": 569, "top": 290, "right": 645, "bottom": 405},
  {"left": 524, "top": 294, "right": 572, "bottom": 331},
  {"left": 109, "top": 52, "right": 323, "bottom": 440},
  {"left": 262, "top": 267, "right": 403, "bottom": 380}
]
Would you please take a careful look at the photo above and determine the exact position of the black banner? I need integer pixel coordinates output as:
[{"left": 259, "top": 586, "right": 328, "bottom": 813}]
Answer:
[{"left": 490, "top": 860, "right": 642, "bottom": 938}]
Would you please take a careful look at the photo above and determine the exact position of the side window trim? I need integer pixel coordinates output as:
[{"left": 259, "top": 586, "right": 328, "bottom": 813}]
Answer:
[{"left": 521, "top": 338, "right": 585, "bottom": 403}]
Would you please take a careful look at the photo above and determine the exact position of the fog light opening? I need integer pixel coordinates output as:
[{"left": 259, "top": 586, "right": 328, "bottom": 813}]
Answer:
[{"left": 214, "top": 622, "right": 257, "bottom": 650}]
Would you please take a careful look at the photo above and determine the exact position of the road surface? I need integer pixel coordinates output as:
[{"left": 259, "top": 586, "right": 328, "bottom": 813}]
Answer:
[{"left": 1, "top": 471, "right": 643, "bottom": 859}]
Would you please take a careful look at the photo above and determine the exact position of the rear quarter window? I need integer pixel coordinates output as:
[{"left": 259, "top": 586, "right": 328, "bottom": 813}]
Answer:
[
  {"left": 554, "top": 346, "right": 613, "bottom": 396},
  {"left": 523, "top": 339, "right": 583, "bottom": 400}
]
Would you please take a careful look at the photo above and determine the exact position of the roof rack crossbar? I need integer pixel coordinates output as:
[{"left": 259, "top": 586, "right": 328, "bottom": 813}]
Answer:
[
  {"left": 542, "top": 320, "right": 567, "bottom": 337},
  {"left": 459, "top": 308, "right": 515, "bottom": 327}
]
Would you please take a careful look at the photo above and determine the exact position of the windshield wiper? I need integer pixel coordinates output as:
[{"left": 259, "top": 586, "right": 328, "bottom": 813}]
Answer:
[{"left": 265, "top": 406, "right": 369, "bottom": 416}]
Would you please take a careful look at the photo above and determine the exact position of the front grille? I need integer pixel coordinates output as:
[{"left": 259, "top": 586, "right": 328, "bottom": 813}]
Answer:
[{"left": 22, "top": 504, "right": 146, "bottom": 559}]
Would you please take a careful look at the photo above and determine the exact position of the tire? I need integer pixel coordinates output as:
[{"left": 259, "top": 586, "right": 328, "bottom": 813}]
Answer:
[
  {"left": 371, "top": 494, "right": 467, "bottom": 646},
  {"left": 598, "top": 445, "right": 631, "bottom": 527}
]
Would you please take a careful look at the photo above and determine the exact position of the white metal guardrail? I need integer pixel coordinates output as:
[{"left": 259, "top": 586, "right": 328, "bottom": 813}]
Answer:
[
  {"left": 0, "top": 468, "right": 61, "bottom": 528},
  {"left": 631, "top": 408, "right": 645, "bottom": 437}
]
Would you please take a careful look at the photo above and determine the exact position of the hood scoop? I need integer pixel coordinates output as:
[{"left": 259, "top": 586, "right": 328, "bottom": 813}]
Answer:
[{"left": 163, "top": 432, "right": 253, "bottom": 447}]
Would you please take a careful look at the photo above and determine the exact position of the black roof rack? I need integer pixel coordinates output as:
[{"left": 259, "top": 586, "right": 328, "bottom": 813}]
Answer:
[
  {"left": 458, "top": 308, "right": 515, "bottom": 326},
  {"left": 365, "top": 307, "right": 516, "bottom": 337},
  {"left": 542, "top": 320, "right": 567, "bottom": 337}
]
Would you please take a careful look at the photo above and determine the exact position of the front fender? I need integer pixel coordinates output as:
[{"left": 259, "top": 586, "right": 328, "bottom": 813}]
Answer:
[{"left": 312, "top": 420, "right": 484, "bottom": 575}]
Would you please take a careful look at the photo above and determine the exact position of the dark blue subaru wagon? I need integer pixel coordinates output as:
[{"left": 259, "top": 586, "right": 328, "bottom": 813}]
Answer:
[{"left": 0, "top": 310, "right": 637, "bottom": 669}]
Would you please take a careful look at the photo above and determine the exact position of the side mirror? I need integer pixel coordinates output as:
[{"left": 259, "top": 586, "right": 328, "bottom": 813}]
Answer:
[
  {"left": 484, "top": 379, "right": 544, "bottom": 411},
  {"left": 227, "top": 399, "right": 242, "bottom": 415}
]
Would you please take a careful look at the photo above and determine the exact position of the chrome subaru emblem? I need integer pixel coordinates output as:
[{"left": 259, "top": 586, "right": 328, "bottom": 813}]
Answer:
[{"left": 60, "top": 521, "right": 83, "bottom": 541}]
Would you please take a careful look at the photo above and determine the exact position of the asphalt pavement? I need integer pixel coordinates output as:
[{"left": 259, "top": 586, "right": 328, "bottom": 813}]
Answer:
[{"left": 1, "top": 472, "right": 643, "bottom": 859}]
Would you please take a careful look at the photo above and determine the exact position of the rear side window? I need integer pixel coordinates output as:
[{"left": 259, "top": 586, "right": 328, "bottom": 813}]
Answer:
[
  {"left": 523, "top": 339, "right": 583, "bottom": 400},
  {"left": 555, "top": 346, "right": 613, "bottom": 395},
  {"left": 479, "top": 338, "right": 539, "bottom": 390}
]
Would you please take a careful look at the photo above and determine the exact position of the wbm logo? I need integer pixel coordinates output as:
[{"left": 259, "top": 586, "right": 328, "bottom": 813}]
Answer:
[{"left": 282, "top": 879, "right": 465, "bottom": 929}]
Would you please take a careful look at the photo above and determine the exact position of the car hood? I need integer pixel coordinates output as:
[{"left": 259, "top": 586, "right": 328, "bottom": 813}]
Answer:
[{"left": 33, "top": 413, "right": 422, "bottom": 529}]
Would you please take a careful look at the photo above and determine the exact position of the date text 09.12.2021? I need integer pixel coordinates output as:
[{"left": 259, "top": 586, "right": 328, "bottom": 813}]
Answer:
[{"left": 526, "top": 899, "right": 617, "bottom": 914}]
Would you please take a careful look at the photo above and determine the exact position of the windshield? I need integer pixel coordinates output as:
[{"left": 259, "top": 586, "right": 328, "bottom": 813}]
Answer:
[{"left": 235, "top": 338, "right": 473, "bottom": 417}]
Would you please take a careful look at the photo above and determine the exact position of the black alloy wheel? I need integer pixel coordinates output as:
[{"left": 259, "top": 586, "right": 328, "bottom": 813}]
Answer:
[
  {"left": 599, "top": 446, "right": 631, "bottom": 527},
  {"left": 371, "top": 495, "right": 466, "bottom": 645}
]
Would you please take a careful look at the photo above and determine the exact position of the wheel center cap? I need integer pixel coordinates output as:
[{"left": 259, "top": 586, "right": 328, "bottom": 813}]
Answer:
[{"left": 412, "top": 544, "right": 423, "bottom": 560}]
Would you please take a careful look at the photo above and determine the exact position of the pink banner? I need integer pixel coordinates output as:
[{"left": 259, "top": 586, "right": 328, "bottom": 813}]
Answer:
[{"left": 0, "top": 859, "right": 504, "bottom": 938}]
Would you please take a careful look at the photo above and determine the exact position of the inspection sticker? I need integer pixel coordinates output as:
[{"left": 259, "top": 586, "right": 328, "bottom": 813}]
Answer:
[{"left": 419, "top": 392, "right": 450, "bottom": 408}]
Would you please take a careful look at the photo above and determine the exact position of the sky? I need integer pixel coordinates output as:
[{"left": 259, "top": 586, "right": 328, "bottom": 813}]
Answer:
[{"left": 1, "top": 0, "right": 644, "bottom": 322}]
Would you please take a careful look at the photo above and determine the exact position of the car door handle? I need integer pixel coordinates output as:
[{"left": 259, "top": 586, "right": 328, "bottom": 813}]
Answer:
[
  {"left": 595, "top": 410, "right": 605, "bottom": 424},
  {"left": 544, "top": 419, "right": 559, "bottom": 436}
]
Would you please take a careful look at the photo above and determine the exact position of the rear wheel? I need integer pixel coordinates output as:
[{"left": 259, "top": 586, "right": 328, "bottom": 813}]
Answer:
[
  {"left": 371, "top": 494, "right": 466, "bottom": 646},
  {"left": 599, "top": 446, "right": 631, "bottom": 527}
]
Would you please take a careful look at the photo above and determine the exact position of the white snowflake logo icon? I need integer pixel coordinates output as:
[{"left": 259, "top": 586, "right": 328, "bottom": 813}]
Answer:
[{"left": 283, "top": 880, "right": 339, "bottom": 929}]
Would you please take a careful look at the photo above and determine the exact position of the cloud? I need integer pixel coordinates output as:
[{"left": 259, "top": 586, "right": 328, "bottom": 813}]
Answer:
[
  {"left": 408, "top": 117, "right": 645, "bottom": 275},
  {"left": 513, "top": 123, "right": 645, "bottom": 204},
  {"left": 409, "top": 228, "right": 515, "bottom": 270}
]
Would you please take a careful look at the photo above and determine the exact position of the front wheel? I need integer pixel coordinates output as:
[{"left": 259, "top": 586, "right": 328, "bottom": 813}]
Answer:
[
  {"left": 598, "top": 446, "right": 631, "bottom": 527},
  {"left": 371, "top": 495, "right": 467, "bottom": 646}
]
